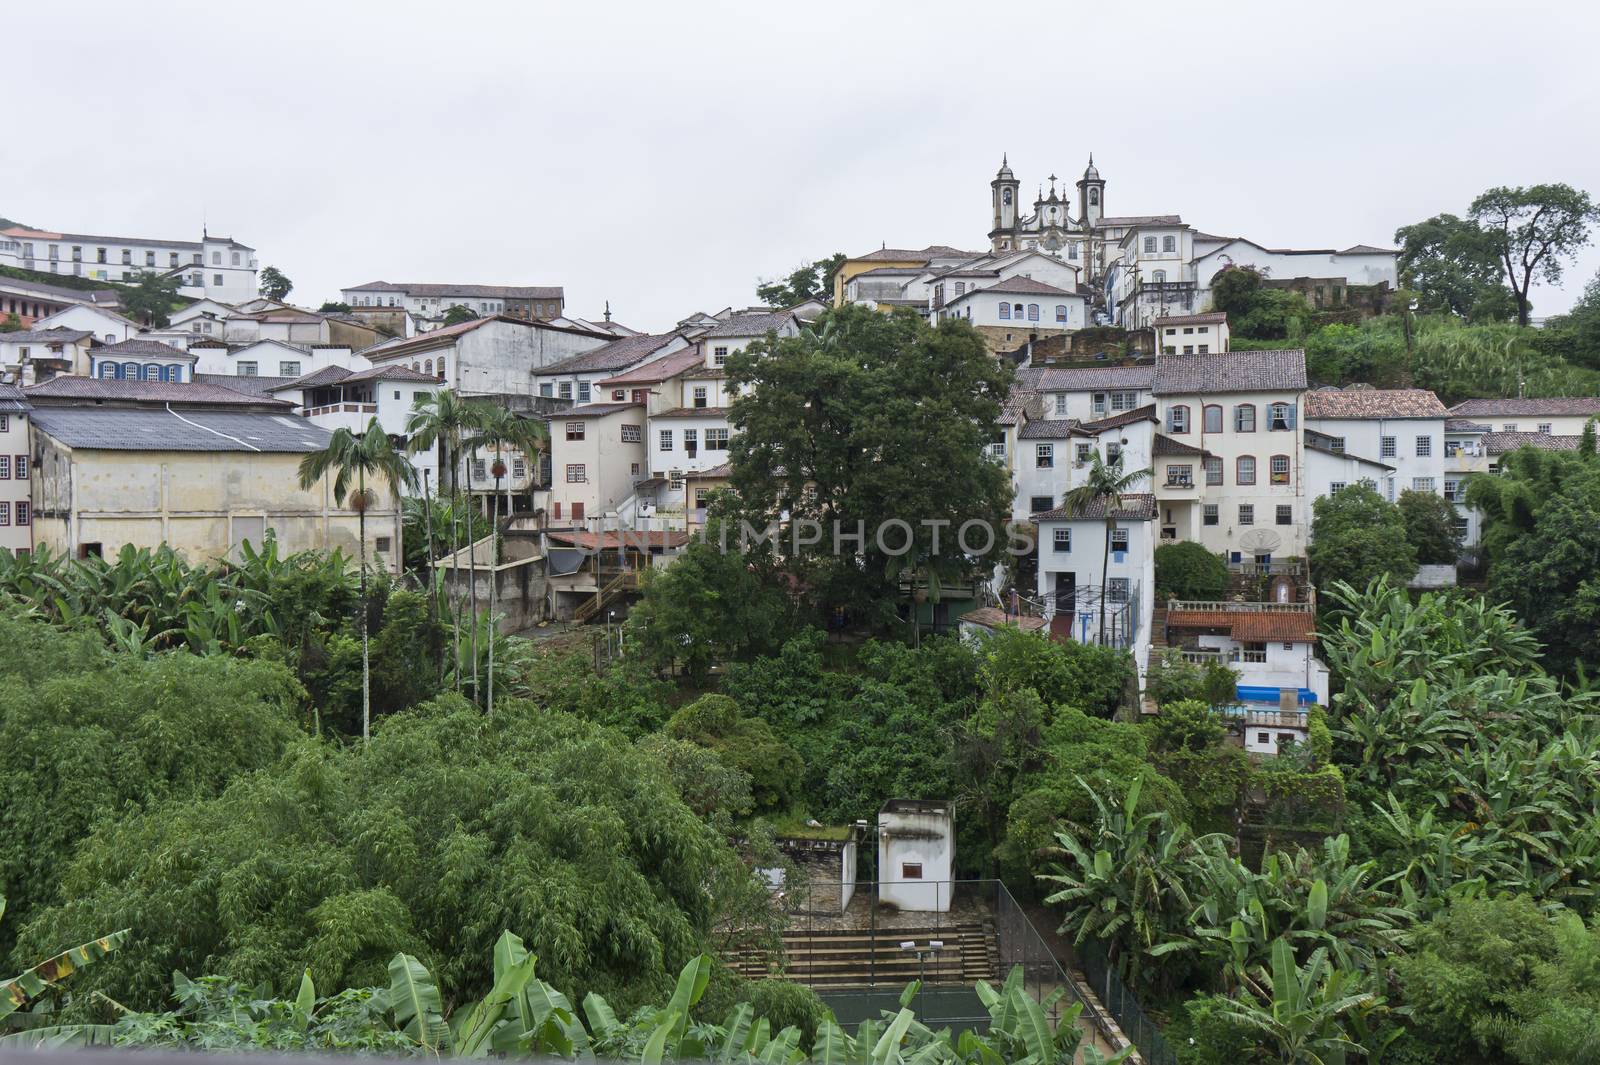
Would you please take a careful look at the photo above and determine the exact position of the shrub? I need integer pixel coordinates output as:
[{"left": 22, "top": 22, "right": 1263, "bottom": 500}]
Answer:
[{"left": 1154, "top": 542, "right": 1229, "bottom": 602}]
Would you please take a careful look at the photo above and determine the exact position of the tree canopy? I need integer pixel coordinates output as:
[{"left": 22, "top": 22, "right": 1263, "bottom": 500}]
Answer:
[
  {"left": 1394, "top": 212, "right": 1516, "bottom": 321},
  {"left": 1469, "top": 183, "right": 1600, "bottom": 326},
  {"left": 726, "top": 305, "right": 1014, "bottom": 623},
  {"left": 258, "top": 266, "right": 293, "bottom": 301},
  {"left": 120, "top": 270, "right": 183, "bottom": 327},
  {"left": 1307, "top": 484, "right": 1417, "bottom": 604},
  {"left": 754, "top": 254, "right": 844, "bottom": 308}
]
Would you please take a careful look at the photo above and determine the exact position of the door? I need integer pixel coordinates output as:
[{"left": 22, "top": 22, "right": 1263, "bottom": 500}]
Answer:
[
  {"left": 1053, "top": 572, "right": 1076, "bottom": 611},
  {"left": 571, "top": 501, "right": 585, "bottom": 522}
]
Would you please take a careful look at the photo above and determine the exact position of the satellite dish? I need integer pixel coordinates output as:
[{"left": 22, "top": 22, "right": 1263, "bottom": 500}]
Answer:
[{"left": 1239, "top": 529, "right": 1282, "bottom": 552}]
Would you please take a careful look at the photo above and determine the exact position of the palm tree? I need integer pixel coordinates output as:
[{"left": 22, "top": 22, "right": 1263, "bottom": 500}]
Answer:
[
  {"left": 406, "top": 391, "right": 476, "bottom": 693},
  {"left": 463, "top": 408, "right": 548, "bottom": 712},
  {"left": 1061, "top": 450, "right": 1150, "bottom": 644},
  {"left": 299, "top": 419, "right": 418, "bottom": 743}
]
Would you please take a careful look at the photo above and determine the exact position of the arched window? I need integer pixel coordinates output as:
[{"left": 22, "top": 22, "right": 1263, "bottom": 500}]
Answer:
[
  {"left": 1162, "top": 235, "right": 1176, "bottom": 253},
  {"left": 1013, "top": 304, "right": 1024, "bottom": 318},
  {"left": 1152, "top": 269, "right": 1167, "bottom": 284},
  {"left": 436, "top": 358, "right": 446, "bottom": 380},
  {"left": 1268, "top": 402, "right": 1296, "bottom": 430},
  {"left": 955, "top": 282, "right": 965, "bottom": 296},
  {"left": 122, "top": 362, "right": 139, "bottom": 379},
  {"left": 1088, "top": 187, "right": 1099, "bottom": 205},
  {"left": 97, "top": 361, "right": 116, "bottom": 379},
  {"left": 1026, "top": 303, "right": 1040, "bottom": 321},
  {"left": 1234, "top": 403, "right": 1257, "bottom": 432},
  {"left": 104, "top": 333, "right": 116, "bottom": 343},
  {"left": 1237, "top": 455, "right": 1257, "bottom": 485},
  {"left": 1055, "top": 304, "right": 1068, "bottom": 323},
  {"left": 141, "top": 364, "right": 160, "bottom": 381},
  {"left": 413, "top": 362, "right": 420, "bottom": 372},
  {"left": 424, "top": 358, "right": 432, "bottom": 376},
  {"left": 998, "top": 303, "right": 1011, "bottom": 320},
  {"left": 1270, "top": 454, "right": 1291, "bottom": 485},
  {"left": 1167, "top": 404, "right": 1190, "bottom": 434},
  {"left": 1203, "top": 404, "right": 1223, "bottom": 433},
  {"left": 1068, "top": 242, "right": 1079, "bottom": 260}
]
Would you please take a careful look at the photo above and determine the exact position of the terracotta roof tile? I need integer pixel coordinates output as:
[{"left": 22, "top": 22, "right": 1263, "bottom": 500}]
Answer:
[
  {"left": 1450, "top": 397, "right": 1600, "bottom": 417},
  {"left": 1166, "top": 608, "right": 1315, "bottom": 642},
  {"left": 1153, "top": 349, "right": 1306, "bottom": 395},
  {"left": 1031, "top": 492, "right": 1156, "bottom": 521},
  {"left": 1304, "top": 388, "right": 1448, "bottom": 419}
]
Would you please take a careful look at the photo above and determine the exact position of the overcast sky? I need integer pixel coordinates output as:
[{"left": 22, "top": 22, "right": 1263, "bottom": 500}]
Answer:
[{"left": 8, "top": 0, "right": 1599, "bottom": 331}]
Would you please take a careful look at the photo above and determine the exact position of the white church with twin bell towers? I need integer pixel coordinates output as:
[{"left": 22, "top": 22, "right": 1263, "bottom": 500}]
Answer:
[{"left": 988, "top": 154, "right": 1124, "bottom": 284}]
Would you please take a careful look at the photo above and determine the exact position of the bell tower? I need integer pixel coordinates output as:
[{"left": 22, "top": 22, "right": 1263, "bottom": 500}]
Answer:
[
  {"left": 1077, "top": 154, "right": 1105, "bottom": 228},
  {"left": 989, "top": 154, "right": 1020, "bottom": 252}
]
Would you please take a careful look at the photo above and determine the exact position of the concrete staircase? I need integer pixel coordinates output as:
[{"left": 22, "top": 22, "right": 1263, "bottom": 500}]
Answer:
[{"left": 727, "top": 923, "right": 998, "bottom": 989}]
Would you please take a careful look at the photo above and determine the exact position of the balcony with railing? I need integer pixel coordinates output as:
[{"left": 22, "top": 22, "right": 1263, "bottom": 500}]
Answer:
[
  {"left": 1168, "top": 598, "right": 1313, "bottom": 614},
  {"left": 1225, "top": 559, "right": 1304, "bottom": 578}
]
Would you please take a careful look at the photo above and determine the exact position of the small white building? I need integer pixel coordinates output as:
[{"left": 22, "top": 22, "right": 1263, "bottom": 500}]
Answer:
[
  {"left": 1303, "top": 388, "right": 1449, "bottom": 504},
  {"left": 0, "top": 386, "right": 32, "bottom": 555},
  {"left": 1192, "top": 239, "right": 1398, "bottom": 312},
  {"left": 546, "top": 402, "right": 648, "bottom": 526},
  {"left": 0, "top": 328, "right": 96, "bottom": 383},
  {"left": 877, "top": 799, "right": 953, "bottom": 913},
  {"left": 369, "top": 316, "right": 614, "bottom": 396},
  {"left": 1446, "top": 397, "right": 1600, "bottom": 438},
  {"left": 1153, "top": 311, "right": 1230, "bottom": 355},
  {"left": 31, "top": 304, "right": 141, "bottom": 345},
  {"left": 1032, "top": 491, "right": 1156, "bottom": 677}
]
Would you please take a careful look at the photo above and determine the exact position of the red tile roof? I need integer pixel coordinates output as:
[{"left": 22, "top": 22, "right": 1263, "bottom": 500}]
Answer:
[
  {"left": 1166, "top": 608, "right": 1315, "bottom": 642},
  {"left": 595, "top": 345, "right": 704, "bottom": 386}
]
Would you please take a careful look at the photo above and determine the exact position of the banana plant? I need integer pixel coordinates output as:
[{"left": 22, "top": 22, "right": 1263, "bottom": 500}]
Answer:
[{"left": 0, "top": 895, "right": 129, "bottom": 1043}]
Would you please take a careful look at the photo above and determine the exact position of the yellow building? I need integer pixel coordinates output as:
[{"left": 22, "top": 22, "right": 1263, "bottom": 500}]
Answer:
[
  {"left": 831, "top": 245, "right": 984, "bottom": 307},
  {"left": 25, "top": 380, "right": 398, "bottom": 569}
]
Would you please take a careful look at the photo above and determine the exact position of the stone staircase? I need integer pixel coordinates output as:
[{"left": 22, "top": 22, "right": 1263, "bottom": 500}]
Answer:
[{"left": 726, "top": 922, "right": 998, "bottom": 989}]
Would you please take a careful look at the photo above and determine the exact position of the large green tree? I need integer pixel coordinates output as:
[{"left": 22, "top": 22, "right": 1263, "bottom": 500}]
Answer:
[
  {"left": 1468, "top": 445, "right": 1600, "bottom": 675},
  {"left": 1307, "top": 484, "right": 1417, "bottom": 605},
  {"left": 1396, "top": 488, "right": 1461, "bottom": 565},
  {"left": 754, "top": 253, "right": 845, "bottom": 307},
  {"left": 119, "top": 270, "right": 183, "bottom": 327},
  {"left": 1470, "top": 184, "right": 1600, "bottom": 327},
  {"left": 627, "top": 519, "right": 792, "bottom": 682},
  {"left": 726, "top": 305, "right": 1014, "bottom": 624},
  {"left": 257, "top": 266, "right": 293, "bottom": 301},
  {"left": 16, "top": 697, "right": 742, "bottom": 1014},
  {"left": 1394, "top": 213, "right": 1516, "bottom": 321}
]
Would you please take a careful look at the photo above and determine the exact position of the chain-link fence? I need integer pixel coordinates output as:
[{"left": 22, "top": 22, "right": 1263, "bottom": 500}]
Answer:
[{"left": 1076, "top": 940, "right": 1178, "bottom": 1065}]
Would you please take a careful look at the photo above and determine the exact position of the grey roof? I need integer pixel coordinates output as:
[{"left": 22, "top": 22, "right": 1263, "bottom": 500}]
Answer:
[
  {"left": 24, "top": 376, "right": 288, "bottom": 407},
  {"left": 1036, "top": 365, "right": 1156, "bottom": 392},
  {"left": 703, "top": 311, "right": 794, "bottom": 338},
  {"left": 30, "top": 407, "right": 331, "bottom": 453},
  {"left": 0, "top": 384, "right": 30, "bottom": 413},
  {"left": 1450, "top": 397, "right": 1600, "bottom": 418},
  {"left": 274, "top": 365, "right": 351, "bottom": 391},
  {"left": 1444, "top": 418, "right": 1491, "bottom": 433},
  {"left": 1080, "top": 403, "right": 1158, "bottom": 433},
  {"left": 997, "top": 389, "right": 1038, "bottom": 427},
  {"left": 95, "top": 338, "right": 194, "bottom": 359},
  {"left": 1096, "top": 214, "right": 1183, "bottom": 228},
  {"left": 539, "top": 333, "right": 682, "bottom": 375},
  {"left": 342, "top": 281, "right": 564, "bottom": 300},
  {"left": 0, "top": 327, "right": 94, "bottom": 344},
  {"left": 963, "top": 276, "right": 1080, "bottom": 299},
  {"left": 1152, "top": 433, "right": 1210, "bottom": 457},
  {"left": 853, "top": 245, "right": 985, "bottom": 262},
  {"left": 1032, "top": 492, "right": 1157, "bottom": 522},
  {"left": 1152, "top": 312, "right": 1227, "bottom": 328},
  {"left": 1484, "top": 431, "right": 1584, "bottom": 455},
  {"left": 194, "top": 373, "right": 299, "bottom": 398},
  {"left": 1153, "top": 349, "right": 1307, "bottom": 395},
  {"left": 1018, "top": 418, "right": 1082, "bottom": 440}
]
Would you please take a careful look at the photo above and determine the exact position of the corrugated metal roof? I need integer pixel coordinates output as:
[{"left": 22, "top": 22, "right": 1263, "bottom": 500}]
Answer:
[{"left": 30, "top": 407, "right": 332, "bottom": 453}]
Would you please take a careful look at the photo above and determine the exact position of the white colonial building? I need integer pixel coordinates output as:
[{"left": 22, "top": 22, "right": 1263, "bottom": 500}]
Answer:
[
  {"left": 1032, "top": 492, "right": 1157, "bottom": 676},
  {"left": 0, "top": 225, "right": 258, "bottom": 304},
  {"left": 1150, "top": 349, "right": 1310, "bottom": 561},
  {"left": 1303, "top": 388, "right": 1449, "bottom": 504}
]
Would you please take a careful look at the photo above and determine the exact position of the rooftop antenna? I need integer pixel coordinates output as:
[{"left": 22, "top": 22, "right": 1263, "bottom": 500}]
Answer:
[{"left": 604, "top": 300, "right": 612, "bottom": 323}]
